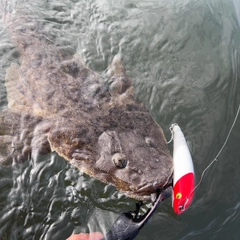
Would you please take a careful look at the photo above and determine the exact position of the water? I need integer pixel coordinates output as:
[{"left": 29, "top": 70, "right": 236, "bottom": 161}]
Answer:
[{"left": 0, "top": 0, "right": 240, "bottom": 239}]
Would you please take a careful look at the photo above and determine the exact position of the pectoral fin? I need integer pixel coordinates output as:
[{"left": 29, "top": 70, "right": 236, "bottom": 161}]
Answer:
[
  {"left": 107, "top": 55, "right": 133, "bottom": 96},
  {"left": 0, "top": 135, "right": 14, "bottom": 165},
  {"left": 5, "top": 63, "right": 31, "bottom": 112}
]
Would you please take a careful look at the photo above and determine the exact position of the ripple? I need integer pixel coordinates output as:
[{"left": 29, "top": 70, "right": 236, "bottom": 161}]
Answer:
[{"left": 1, "top": 0, "right": 240, "bottom": 239}]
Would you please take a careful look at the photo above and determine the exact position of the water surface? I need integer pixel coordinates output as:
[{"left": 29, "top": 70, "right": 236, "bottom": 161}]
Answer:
[{"left": 0, "top": 0, "right": 240, "bottom": 239}]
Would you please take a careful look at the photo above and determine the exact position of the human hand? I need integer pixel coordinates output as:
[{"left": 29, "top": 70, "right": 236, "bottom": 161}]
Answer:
[{"left": 66, "top": 232, "right": 104, "bottom": 240}]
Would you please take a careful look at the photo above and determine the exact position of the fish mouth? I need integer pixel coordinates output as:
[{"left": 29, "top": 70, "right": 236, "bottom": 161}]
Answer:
[{"left": 127, "top": 176, "right": 173, "bottom": 200}]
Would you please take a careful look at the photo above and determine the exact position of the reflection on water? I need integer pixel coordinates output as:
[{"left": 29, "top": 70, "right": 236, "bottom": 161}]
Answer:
[{"left": 0, "top": 0, "right": 240, "bottom": 239}]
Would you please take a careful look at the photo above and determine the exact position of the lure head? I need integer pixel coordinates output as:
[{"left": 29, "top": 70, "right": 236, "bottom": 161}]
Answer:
[{"left": 173, "top": 172, "right": 194, "bottom": 214}]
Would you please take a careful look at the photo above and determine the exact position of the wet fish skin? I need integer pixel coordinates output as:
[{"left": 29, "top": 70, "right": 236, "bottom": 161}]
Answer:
[{"left": 0, "top": 10, "right": 173, "bottom": 200}]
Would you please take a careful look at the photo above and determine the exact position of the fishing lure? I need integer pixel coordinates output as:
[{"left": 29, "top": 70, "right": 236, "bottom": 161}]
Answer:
[{"left": 171, "top": 123, "right": 195, "bottom": 214}]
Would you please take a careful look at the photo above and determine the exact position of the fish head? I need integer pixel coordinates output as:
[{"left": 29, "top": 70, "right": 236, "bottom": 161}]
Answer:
[
  {"left": 93, "top": 104, "right": 173, "bottom": 200},
  {"left": 48, "top": 107, "right": 173, "bottom": 200}
]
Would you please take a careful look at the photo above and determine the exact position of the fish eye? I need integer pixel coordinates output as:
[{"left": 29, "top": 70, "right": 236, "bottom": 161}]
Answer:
[
  {"left": 145, "top": 137, "right": 154, "bottom": 147},
  {"left": 112, "top": 153, "right": 127, "bottom": 168}
]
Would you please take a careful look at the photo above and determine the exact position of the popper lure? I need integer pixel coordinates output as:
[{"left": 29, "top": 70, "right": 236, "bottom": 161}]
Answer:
[{"left": 171, "top": 123, "right": 195, "bottom": 214}]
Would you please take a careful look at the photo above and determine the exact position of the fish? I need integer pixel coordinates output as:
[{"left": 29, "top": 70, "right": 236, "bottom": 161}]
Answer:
[{"left": 0, "top": 8, "right": 173, "bottom": 200}]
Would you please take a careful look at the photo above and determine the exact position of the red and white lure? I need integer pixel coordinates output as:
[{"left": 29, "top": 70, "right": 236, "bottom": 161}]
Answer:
[
  {"left": 171, "top": 123, "right": 195, "bottom": 215},
  {"left": 169, "top": 102, "right": 240, "bottom": 214}
]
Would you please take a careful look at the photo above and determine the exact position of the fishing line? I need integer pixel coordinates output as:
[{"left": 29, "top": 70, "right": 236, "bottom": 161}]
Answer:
[
  {"left": 193, "top": 102, "right": 240, "bottom": 191},
  {"left": 168, "top": 102, "right": 240, "bottom": 192}
]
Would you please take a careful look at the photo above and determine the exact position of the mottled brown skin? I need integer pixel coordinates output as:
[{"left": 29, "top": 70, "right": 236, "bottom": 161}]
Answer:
[{"left": 0, "top": 13, "right": 173, "bottom": 200}]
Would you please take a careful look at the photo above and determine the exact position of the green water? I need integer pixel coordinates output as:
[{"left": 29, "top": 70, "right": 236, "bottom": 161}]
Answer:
[{"left": 0, "top": 0, "right": 240, "bottom": 239}]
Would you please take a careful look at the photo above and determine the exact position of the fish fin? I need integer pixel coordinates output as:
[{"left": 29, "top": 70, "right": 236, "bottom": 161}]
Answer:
[
  {"left": 5, "top": 63, "right": 32, "bottom": 112},
  {"left": 107, "top": 55, "right": 133, "bottom": 96},
  {"left": 0, "top": 135, "right": 14, "bottom": 165}
]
